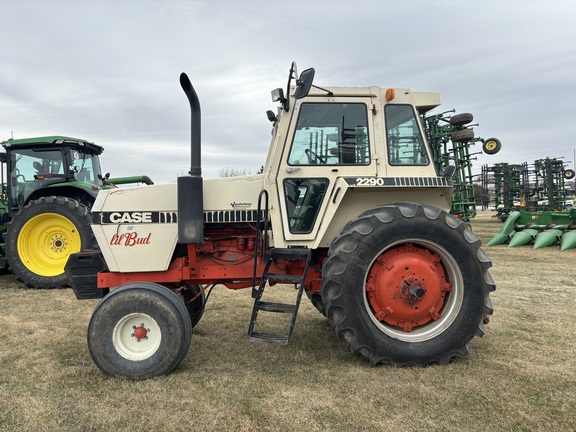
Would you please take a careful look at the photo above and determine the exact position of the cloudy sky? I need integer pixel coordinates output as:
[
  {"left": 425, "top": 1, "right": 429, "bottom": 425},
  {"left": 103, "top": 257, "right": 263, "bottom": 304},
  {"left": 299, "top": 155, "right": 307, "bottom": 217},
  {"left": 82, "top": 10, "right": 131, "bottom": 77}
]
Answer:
[{"left": 2, "top": 0, "right": 575, "bottom": 183}]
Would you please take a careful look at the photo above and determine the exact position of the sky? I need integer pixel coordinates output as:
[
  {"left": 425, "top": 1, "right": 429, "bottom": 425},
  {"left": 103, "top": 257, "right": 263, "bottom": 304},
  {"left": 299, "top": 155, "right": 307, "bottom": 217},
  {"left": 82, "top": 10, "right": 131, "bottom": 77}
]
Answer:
[{"left": 1, "top": 0, "right": 576, "bottom": 183}]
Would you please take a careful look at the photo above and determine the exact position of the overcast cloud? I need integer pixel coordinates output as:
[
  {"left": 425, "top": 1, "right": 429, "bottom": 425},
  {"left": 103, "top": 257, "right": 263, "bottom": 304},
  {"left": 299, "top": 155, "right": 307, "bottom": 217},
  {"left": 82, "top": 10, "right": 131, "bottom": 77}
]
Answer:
[{"left": 1, "top": 0, "right": 575, "bottom": 182}]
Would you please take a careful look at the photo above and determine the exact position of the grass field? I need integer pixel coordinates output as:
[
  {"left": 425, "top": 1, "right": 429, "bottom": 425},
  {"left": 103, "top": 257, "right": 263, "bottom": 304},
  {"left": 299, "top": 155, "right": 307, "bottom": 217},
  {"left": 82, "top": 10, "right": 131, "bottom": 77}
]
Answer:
[{"left": 1, "top": 211, "right": 575, "bottom": 431}]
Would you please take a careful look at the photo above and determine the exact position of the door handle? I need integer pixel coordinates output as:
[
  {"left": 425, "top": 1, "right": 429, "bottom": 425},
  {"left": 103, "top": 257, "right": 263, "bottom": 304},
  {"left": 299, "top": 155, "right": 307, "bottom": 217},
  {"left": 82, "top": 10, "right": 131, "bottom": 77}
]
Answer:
[{"left": 286, "top": 167, "right": 301, "bottom": 173}]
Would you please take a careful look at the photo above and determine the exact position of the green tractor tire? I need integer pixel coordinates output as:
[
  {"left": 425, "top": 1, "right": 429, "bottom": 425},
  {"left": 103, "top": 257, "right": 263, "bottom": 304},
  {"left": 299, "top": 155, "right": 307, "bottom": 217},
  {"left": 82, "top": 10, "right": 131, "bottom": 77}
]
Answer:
[{"left": 5, "top": 196, "right": 96, "bottom": 288}]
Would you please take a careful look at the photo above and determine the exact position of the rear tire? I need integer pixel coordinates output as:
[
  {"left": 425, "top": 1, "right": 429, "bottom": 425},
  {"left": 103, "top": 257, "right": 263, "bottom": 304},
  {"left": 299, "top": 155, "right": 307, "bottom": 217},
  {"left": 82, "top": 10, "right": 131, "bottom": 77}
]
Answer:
[
  {"left": 88, "top": 282, "right": 192, "bottom": 379},
  {"left": 305, "top": 288, "right": 326, "bottom": 316},
  {"left": 5, "top": 196, "right": 95, "bottom": 288},
  {"left": 179, "top": 284, "right": 206, "bottom": 328},
  {"left": 321, "top": 203, "right": 495, "bottom": 366}
]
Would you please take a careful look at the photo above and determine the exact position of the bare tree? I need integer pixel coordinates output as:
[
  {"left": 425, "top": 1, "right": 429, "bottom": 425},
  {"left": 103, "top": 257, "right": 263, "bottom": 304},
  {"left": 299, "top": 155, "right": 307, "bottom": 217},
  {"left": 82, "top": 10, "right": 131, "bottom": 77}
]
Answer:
[{"left": 218, "top": 166, "right": 251, "bottom": 177}]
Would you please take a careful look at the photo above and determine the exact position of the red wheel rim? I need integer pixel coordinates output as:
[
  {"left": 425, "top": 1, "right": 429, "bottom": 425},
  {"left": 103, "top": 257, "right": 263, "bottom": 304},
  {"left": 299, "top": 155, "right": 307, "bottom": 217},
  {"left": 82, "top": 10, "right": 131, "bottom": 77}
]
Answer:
[{"left": 366, "top": 243, "right": 452, "bottom": 332}]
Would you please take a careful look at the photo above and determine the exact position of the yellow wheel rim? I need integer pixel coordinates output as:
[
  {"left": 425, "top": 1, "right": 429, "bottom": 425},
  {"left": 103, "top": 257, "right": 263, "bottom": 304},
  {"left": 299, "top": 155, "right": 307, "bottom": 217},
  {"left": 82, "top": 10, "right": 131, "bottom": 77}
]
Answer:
[
  {"left": 485, "top": 140, "right": 497, "bottom": 151},
  {"left": 17, "top": 213, "right": 81, "bottom": 277}
]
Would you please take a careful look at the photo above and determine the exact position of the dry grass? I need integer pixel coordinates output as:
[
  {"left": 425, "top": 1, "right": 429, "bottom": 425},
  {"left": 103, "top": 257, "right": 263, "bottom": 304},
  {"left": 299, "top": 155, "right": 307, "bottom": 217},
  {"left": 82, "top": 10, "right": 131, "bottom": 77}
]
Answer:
[{"left": 1, "top": 211, "right": 575, "bottom": 431}]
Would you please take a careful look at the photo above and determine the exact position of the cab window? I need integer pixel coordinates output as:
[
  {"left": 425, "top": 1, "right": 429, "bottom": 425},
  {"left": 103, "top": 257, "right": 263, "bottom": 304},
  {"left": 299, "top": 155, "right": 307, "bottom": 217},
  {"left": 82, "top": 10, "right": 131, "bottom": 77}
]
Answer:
[
  {"left": 385, "top": 104, "right": 429, "bottom": 166},
  {"left": 288, "top": 103, "right": 369, "bottom": 166},
  {"left": 284, "top": 178, "right": 329, "bottom": 233},
  {"left": 70, "top": 150, "right": 101, "bottom": 184},
  {"left": 9, "top": 149, "right": 65, "bottom": 207}
]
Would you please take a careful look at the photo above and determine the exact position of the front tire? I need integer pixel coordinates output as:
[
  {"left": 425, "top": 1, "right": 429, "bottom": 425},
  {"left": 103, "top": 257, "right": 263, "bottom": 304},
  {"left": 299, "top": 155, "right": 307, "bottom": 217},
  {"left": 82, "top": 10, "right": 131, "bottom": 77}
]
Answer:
[
  {"left": 5, "top": 196, "right": 95, "bottom": 288},
  {"left": 321, "top": 203, "right": 495, "bottom": 366},
  {"left": 88, "top": 282, "right": 192, "bottom": 379}
]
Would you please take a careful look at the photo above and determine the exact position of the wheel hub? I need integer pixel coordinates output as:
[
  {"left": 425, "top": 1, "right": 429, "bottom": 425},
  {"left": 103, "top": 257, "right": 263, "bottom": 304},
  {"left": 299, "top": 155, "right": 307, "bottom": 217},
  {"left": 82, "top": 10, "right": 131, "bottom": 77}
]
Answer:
[
  {"left": 113, "top": 313, "right": 161, "bottom": 361},
  {"left": 485, "top": 141, "right": 497, "bottom": 151},
  {"left": 366, "top": 243, "right": 452, "bottom": 332},
  {"left": 49, "top": 234, "right": 68, "bottom": 252},
  {"left": 132, "top": 324, "right": 149, "bottom": 341}
]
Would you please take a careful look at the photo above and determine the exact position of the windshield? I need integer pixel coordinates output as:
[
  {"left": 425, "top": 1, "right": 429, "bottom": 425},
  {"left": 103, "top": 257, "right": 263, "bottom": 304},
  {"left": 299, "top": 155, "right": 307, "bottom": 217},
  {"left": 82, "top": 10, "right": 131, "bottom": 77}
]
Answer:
[{"left": 288, "top": 103, "right": 370, "bottom": 166}]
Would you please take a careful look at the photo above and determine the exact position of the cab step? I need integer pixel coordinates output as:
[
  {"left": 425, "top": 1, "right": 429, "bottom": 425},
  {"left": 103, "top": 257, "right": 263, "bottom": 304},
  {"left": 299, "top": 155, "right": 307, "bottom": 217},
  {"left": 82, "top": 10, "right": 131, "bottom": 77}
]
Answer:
[{"left": 247, "top": 247, "right": 311, "bottom": 345}]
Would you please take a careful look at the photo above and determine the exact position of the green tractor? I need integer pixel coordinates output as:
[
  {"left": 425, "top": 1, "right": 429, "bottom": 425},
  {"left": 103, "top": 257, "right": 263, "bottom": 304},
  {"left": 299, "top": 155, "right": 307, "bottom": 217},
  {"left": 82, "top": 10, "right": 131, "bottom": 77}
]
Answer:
[{"left": 0, "top": 136, "right": 153, "bottom": 288}]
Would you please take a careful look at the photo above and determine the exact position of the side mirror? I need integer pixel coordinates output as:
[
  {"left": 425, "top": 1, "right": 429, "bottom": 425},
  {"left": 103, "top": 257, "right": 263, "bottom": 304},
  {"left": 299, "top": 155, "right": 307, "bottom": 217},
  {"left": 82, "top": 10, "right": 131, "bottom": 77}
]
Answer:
[
  {"left": 443, "top": 165, "right": 456, "bottom": 178},
  {"left": 294, "top": 68, "right": 315, "bottom": 100},
  {"left": 266, "top": 110, "right": 278, "bottom": 123}
]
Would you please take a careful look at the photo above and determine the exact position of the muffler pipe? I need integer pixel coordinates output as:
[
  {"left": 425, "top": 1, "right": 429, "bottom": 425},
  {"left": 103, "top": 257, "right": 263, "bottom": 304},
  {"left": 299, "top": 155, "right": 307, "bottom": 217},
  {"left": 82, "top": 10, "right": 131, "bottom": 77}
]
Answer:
[
  {"left": 177, "top": 72, "right": 204, "bottom": 243},
  {"left": 179, "top": 72, "right": 202, "bottom": 177}
]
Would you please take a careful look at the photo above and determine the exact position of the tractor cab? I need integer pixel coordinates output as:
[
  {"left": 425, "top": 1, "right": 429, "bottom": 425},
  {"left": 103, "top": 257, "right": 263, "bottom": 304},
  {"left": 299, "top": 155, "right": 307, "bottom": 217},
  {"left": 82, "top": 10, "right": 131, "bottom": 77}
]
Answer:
[{"left": 1, "top": 136, "right": 105, "bottom": 213}]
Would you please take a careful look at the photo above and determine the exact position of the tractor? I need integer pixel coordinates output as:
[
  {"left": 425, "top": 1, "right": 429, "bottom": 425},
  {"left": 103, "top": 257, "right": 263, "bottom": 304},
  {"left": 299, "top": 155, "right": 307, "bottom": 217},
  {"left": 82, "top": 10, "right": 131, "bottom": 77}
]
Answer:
[
  {"left": 0, "top": 136, "right": 153, "bottom": 288},
  {"left": 66, "top": 63, "right": 496, "bottom": 379}
]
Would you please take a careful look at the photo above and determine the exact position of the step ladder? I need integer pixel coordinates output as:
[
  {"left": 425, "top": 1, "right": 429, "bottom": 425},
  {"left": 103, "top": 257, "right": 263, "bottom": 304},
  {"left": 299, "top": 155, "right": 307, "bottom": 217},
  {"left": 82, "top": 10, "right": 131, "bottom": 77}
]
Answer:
[{"left": 247, "top": 247, "right": 311, "bottom": 345}]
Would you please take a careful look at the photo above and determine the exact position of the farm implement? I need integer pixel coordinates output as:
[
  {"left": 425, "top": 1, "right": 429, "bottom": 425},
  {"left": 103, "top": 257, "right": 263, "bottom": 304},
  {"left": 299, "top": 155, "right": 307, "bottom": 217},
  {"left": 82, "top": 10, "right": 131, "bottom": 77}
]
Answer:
[
  {"left": 487, "top": 209, "right": 576, "bottom": 250},
  {"left": 424, "top": 110, "right": 500, "bottom": 222},
  {"left": 482, "top": 158, "right": 575, "bottom": 222}
]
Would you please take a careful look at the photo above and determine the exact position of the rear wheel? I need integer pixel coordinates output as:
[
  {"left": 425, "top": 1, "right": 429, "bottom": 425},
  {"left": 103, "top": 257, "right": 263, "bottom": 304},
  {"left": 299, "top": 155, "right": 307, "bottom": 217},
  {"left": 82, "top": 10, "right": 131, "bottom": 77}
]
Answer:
[
  {"left": 305, "top": 288, "right": 326, "bottom": 316},
  {"left": 321, "top": 203, "right": 495, "bottom": 366},
  {"left": 5, "top": 196, "right": 95, "bottom": 288},
  {"left": 179, "top": 284, "right": 206, "bottom": 328},
  {"left": 88, "top": 282, "right": 192, "bottom": 379}
]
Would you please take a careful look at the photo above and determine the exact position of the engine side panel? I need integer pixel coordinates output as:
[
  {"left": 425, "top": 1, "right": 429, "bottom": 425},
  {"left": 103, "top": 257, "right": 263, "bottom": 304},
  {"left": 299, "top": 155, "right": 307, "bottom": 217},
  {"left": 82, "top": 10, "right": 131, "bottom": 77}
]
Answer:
[{"left": 91, "top": 184, "right": 178, "bottom": 272}]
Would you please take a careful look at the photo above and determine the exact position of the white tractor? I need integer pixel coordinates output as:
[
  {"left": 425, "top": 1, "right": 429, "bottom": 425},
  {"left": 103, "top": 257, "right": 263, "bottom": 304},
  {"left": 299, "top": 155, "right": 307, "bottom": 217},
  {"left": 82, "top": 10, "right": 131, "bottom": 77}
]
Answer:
[{"left": 66, "top": 63, "right": 495, "bottom": 379}]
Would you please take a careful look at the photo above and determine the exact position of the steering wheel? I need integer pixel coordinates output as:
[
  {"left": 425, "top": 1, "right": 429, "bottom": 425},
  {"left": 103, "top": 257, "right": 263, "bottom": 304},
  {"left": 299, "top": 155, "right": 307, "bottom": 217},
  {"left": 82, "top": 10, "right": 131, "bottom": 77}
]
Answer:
[{"left": 305, "top": 149, "right": 326, "bottom": 164}]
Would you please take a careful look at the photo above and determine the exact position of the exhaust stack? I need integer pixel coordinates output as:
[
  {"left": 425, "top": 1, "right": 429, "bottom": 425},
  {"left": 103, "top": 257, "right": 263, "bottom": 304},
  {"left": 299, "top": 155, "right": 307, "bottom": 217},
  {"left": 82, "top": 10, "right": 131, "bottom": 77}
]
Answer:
[{"left": 177, "top": 72, "right": 204, "bottom": 243}]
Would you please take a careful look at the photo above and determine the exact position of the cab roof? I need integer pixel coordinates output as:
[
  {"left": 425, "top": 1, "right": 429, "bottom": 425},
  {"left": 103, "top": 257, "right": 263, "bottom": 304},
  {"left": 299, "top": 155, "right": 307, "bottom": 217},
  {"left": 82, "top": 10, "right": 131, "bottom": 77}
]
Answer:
[{"left": 1, "top": 135, "right": 104, "bottom": 154}]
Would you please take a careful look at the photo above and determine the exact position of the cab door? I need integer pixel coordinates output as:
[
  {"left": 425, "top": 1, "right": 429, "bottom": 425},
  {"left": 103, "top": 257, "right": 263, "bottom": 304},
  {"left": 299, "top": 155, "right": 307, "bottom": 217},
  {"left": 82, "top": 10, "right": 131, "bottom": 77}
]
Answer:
[{"left": 276, "top": 97, "right": 376, "bottom": 243}]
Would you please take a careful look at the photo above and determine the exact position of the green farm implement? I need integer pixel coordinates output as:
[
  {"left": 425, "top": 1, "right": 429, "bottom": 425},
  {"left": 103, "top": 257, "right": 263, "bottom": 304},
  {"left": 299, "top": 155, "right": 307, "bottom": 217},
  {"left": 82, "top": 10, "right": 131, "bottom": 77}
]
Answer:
[
  {"left": 483, "top": 156, "right": 576, "bottom": 249},
  {"left": 482, "top": 158, "right": 575, "bottom": 222},
  {"left": 487, "top": 209, "right": 576, "bottom": 250},
  {"left": 424, "top": 110, "right": 501, "bottom": 221}
]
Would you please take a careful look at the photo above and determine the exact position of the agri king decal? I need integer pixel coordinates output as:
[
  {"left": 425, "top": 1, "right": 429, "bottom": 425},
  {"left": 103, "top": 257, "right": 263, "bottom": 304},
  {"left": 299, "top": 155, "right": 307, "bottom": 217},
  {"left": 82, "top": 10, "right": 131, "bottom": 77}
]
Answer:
[{"left": 95, "top": 211, "right": 178, "bottom": 224}]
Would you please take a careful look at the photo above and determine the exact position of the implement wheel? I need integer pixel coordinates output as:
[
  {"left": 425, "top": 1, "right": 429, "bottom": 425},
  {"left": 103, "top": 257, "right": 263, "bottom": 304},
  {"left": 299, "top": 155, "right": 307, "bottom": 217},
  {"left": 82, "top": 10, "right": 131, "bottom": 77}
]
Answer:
[
  {"left": 451, "top": 129, "right": 475, "bottom": 143},
  {"left": 482, "top": 138, "right": 502, "bottom": 155},
  {"left": 88, "top": 282, "right": 192, "bottom": 379},
  {"left": 321, "top": 203, "right": 495, "bottom": 366},
  {"left": 449, "top": 112, "right": 473, "bottom": 126},
  {"left": 5, "top": 196, "right": 95, "bottom": 288}
]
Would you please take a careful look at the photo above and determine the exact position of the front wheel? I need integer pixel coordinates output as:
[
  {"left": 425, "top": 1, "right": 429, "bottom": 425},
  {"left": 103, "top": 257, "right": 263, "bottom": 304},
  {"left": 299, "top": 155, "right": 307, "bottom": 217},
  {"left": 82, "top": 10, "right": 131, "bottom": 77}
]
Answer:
[
  {"left": 88, "top": 282, "right": 192, "bottom": 379},
  {"left": 321, "top": 203, "right": 495, "bottom": 366},
  {"left": 5, "top": 196, "right": 95, "bottom": 288}
]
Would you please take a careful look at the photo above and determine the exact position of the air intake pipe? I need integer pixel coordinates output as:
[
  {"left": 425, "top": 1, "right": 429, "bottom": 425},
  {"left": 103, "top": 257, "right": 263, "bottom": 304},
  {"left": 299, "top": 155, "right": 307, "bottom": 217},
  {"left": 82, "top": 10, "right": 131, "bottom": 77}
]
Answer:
[{"left": 177, "top": 72, "right": 204, "bottom": 243}]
